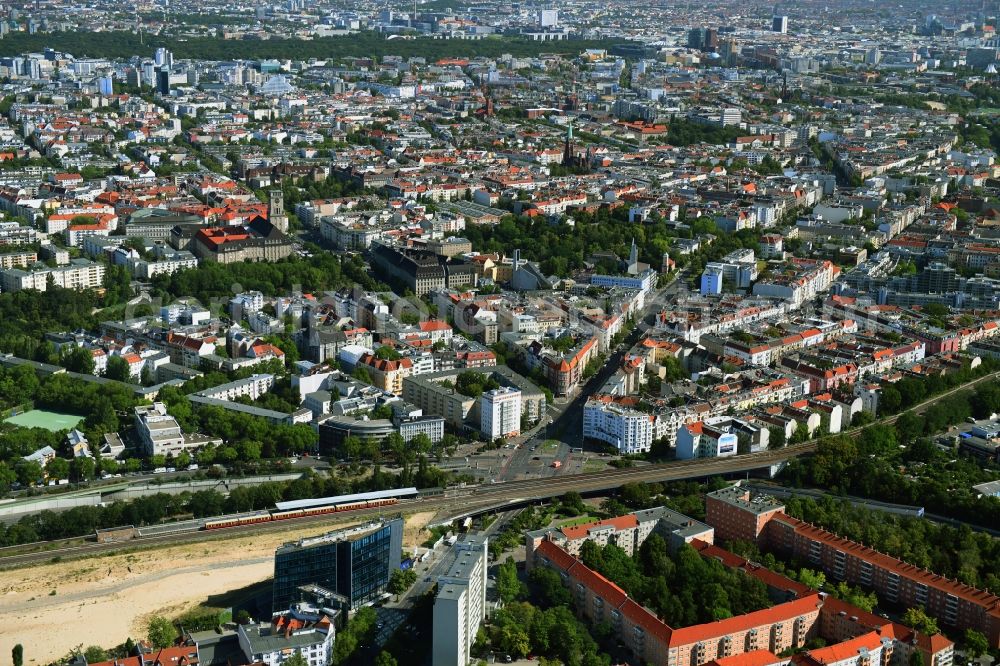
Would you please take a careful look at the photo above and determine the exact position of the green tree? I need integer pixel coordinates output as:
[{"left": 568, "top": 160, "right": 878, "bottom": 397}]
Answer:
[
  {"left": 147, "top": 615, "right": 177, "bottom": 648},
  {"left": 499, "top": 623, "right": 531, "bottom": 657},
  {"left": 188, "top": 490, "right": 226, "bottom": 517},
  {"left": 12, "top": 645, "right": 23, "bottom": 666},
  {"left": 797, "top": 568, "right": 826, "bottom": 590},
  {"left": 495, "top": 559, "right": 526, "bottom": 604},
  {"left": 105, "top": 355, "right": 132, "bottom": 382},
  {"left": 0, "top": 462, "right": 15, "bottom": 493},
  {"left": 61, "top": 345, "right": 95, "bottom": 374},
  {"left": 374, "top": 652, "right": 398, "bottom": 666},
  {"left": 71, "top": 456, "right": 96, "bottom": 481},
  {"left": 342, "top": 435, "right": 362, "bottom": 461},
  {"left": 83, "top": 646, "right": 108, "bottom": 662},
  {"left": 559, "top": 491, "right": 586, "bottom": 516},
  {"left": 963, "top": 629, "right": 988, "bottom": 658},
  {"left": 352, "top": 365, "right": 373, "bottom": 384},
  {"left": 45, "top": 457, "right": 70, "bottom": 480},
  {"left": 902, "top": 607, "right": 940, "bottom": 636},
  {"left": 15, "top": 460, "right": 42, "bottom": 486},
  {"left": 790, "top": 421, "right": 810, "bottom": 443},
  {"left": 389, "top": 567, "right": 417, "bottom": 595}
]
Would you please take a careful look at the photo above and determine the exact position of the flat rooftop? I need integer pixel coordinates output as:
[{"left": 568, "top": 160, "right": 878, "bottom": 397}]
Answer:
[{"left": 708, "top": 484, "right": 786, "bottom": 515}]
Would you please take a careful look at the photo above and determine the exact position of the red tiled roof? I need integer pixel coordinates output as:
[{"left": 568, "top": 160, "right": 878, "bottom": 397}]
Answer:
[
  {"left": 669, "top": 594, "right": 822, "bottom": 646},
  {"left": 561, "top": 514, "right": 638, "bottom": 541},
  {"left": 775, "top": 514, "right": 1000, "bottom": 610},
  {"left": 800, "top": 630, "right": 885, "bottom": 665},
  {"left": 419, "top": 320, "right": 452, "bottom": 332}
]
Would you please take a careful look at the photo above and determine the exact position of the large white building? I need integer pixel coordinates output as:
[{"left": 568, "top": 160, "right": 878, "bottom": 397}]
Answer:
[
  {"left": 751, "top": 259, "right": 836, "bottom": 308},
  {"left": 433, "top": 534, "right": 489, "bottom": 666},
  {"left": 589, "top": 268, "right": 657, "bottom": 292},
  {"left": 130, "top": 250, "right": 198, "bottom": 279},
  {"left": 195, "top": 373, "right": 275, "bottom": 401},
  {"left": 134, "top": 402, "right": 186, "bottom": 457},
  {"left": 582, "top": 398, "right": 654, "bottom": 454},
  {"left": 481, "top": 387, "right": 521, "bottom": 441},
  {"left": 0, "top": 259, "right": 105, "bottom": 292}
]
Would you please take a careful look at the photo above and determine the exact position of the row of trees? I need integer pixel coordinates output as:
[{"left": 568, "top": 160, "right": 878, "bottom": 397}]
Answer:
[
  {"left": 580, "top": 535, "right": 773, "bottom": 626},
  {"left": 151, "top": 250, "right": 382, "bottom": 305},
  {"left": 780, "top": 389, "right": 1000, "bottom": 535},
  {"left": 724, "top": 539, "right": 878, "bottom": 612},
  {"left": 485, "top": 600, "right": 610, "bottom": 666},
  {"left": 0, "top": 30, "right": 623, "bottom": 62},
  {"left": 0, "top": 459, "right": 463, "bottom": 545},
  {"left": 780, "top": 496, "right": 1000, "bottom": 595},
  {"left": 459, "top": 206, "right": 739, "bottom": 278},
  {"left": 875, "top": 358, "right": 1000, "bottom": 419}
]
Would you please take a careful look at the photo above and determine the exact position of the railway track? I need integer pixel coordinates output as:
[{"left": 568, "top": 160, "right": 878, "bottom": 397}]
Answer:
[
  {"left": 2, "top": 369, "right": 995, "bottom": 569},
  {"left": 0, "top": 445, "right": 811, "bottom": 569}
]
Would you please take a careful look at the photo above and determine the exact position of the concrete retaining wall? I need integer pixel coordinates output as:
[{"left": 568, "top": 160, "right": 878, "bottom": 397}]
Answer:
[{"left": 102, "top": 473, "right": 302, "bottom": 501}]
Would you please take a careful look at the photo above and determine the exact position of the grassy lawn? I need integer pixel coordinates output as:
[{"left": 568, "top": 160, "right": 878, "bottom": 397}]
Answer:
[
  {"left": 583, "top": 459, "right": 608, "bottom": 473},
  {"left": 4, "top": 409, "right": 83, "bottom": 432},
  {"left": 555, "top": 515, "right": 597, "bottom": 528},
  {"left": 540, "top": 439, "right": 561, "bottom": 452}
]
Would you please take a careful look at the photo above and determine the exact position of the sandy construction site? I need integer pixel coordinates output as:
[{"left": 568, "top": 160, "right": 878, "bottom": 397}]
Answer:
[{"left": 0, "top": 512, "right": 436, "bottom": 664}]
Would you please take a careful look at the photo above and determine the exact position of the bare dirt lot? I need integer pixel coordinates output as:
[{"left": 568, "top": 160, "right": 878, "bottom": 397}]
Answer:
[{"left": 0, "top": 513, "right": 435, "bottom": 663}]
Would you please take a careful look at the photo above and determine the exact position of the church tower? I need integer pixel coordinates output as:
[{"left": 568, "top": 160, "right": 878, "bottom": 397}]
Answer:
[
  {"left": 562, "top": 120, "right": 576, "bottom": 167},
  {"left": 269, "top": 190, "right": 288, "bottom": 234}
]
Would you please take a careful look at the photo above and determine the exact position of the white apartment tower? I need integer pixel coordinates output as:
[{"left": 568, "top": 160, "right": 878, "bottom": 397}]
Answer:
[
  {"left": 432, "top": 534, "right": 489, "bottom": 666},
  {"left": 481, "top": 387, "right": 521, "bottom": 441}
]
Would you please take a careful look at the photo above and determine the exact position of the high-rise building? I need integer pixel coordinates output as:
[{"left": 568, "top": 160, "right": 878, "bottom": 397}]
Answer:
[
  {"left": 432, "top": 534, "right": 489, "bottom": 666},
  {"left": 538, "top": 9, "right": 558, "bottom": 27},
  {"left": 687, "top": 27, "right": 705, "bottom": 50},
  {"left": 705, "top": 28, "right": 719, "bottom": 51},
  {"left": 481, "top": 387, "right": 521, "bottom": 441},
  {"left": 271, "top": 518, "right": 403, "bottom": 611},
  {"left": 98, "top": 75, "right": 114, "bottom": 96},
  {"left": 154, "top": 47, "right": 173, "bottom": 68},
  {"left": 772, "top": 15, "right": 788, "bottom": 33},
  {"left": 687, "top": 27, "right": 718, "bottom": 52},
  {"left": 719, "top": 37, "right": 739, "bottom": 64},
  {"left": 155, "top": 67, "right": 170, "bottom": 96}
]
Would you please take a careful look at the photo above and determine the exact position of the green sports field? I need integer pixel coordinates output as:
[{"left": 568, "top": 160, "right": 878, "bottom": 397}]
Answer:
[{"left": 4, "top": 409, "right": 84, "bottom": 432}]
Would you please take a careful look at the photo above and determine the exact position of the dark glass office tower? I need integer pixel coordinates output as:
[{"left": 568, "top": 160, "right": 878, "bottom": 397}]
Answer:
[{"left": 272, "top": 518, "right": 403, "bottom": 611}]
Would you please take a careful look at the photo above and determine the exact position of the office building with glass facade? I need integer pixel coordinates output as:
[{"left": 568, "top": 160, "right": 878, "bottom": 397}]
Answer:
[{"left": 272, "top": 518, "right": 403, "bottom": 611}]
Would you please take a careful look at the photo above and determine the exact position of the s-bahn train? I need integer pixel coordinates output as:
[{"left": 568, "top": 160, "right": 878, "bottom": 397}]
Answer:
[{"left": 202, "top": 488, "right": 418, "bottom": 531}]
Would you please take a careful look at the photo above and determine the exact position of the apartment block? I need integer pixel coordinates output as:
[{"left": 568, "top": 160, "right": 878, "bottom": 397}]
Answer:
[
  {"left": 481, "top": 387, "right": 521, "bottom": 441},
  {"left": 1, "top": 259, "right": 105, "bottom": 292},
  {"left": 525, "top": 507, "right": 714, "bottom": 567},
  {"left": 583, "top": 397, "right": 655, "bottom": 454},
  {"left": 432, "top": 534, "right": 489, "bottom": 666},
  {"left": 705, "top": 485, "right": 1000, "bottom": 647},
  {"left": 0, "top": 250, "right": 36, "bottom": 270}
]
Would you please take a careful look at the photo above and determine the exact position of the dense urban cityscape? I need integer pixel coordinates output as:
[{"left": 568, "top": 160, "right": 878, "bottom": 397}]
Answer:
[{"left": 0, "top": 0, "right": 998, "bottom": 665}]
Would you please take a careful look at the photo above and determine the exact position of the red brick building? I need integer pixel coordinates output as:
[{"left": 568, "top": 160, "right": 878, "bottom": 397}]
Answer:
[
  {"left": 530, "top": 537, "right": 953, "bottom": 666},
  {"left": 705, "top": 485, "right": 1000, "bottom": 649}
]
